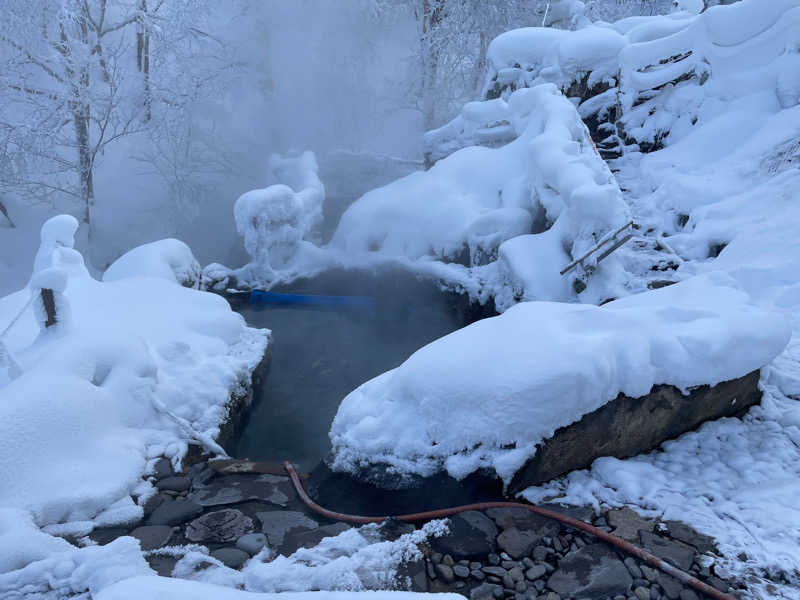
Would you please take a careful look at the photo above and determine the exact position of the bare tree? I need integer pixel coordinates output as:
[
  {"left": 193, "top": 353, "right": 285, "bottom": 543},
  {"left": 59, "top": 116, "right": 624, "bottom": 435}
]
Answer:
[{"left": 0, "top": 0, "right": 225, "bottom": 237}]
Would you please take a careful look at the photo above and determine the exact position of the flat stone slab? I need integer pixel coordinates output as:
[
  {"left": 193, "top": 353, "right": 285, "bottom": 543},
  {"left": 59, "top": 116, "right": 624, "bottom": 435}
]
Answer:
[
  {"left": 186, "top": 509, "right": 254, "bottom": 543},
  {"left": 257, "top": 510, "right": 318, "bottom": 548},
  {"left": 431, "top": 511, "right": 498, "bottom": 560},
  {"left": 639, "top": 530, "right": 695, "bottom": 571},
  {"left": 547, "top": 543, "right": 633, "bottom": 598},
  {"left": 129, "top": 525, "right": 174, "bottom": 551},
  {"left": 209, "top": 459, "right": 308, "bottom": 479},
  {"left": 188, "top": 474, "right": 292, "bottom": 508},
  {"left": 147, "top": 500, "right": 203, "bottom": 527},
  {"left": 607, "top": 507, "right": 654, "bottom": 542},
  {"left": 509, "top": 371, "right": 761, "bottom": 493},
  {"left": 156, "top": 476, "right": 191, "bottom": 492},
  {"left": 497, "top": 527, "right": 540, "bottom": 560},
  {"left": 485, "top": 507, "right": 559, "bottom": 537}
]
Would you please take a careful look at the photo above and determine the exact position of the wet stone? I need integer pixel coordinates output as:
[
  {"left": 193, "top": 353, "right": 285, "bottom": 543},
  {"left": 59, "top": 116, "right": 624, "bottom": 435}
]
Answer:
[
  {"left": 210, "top": 547, "right": 250, "bottom": 570},
  {"left": 546, "top": 543, "right": 633, "bottom": 598},
  {"left": 146, "top": 554, "right": 177, "bottom": 577},
  {"left": 679, "top": 590, "right": 699, "bottom": 600},
  {"left": 607, "top": 507, "right": 653, "bottom": 542},
  {"left": 641, "top": 565, "right": 659, "bottom": 583},
  {"left": 508, "top": 567, "right": 524, "bottom": 582},
  {"left": 471, "top": 583, "right": 502, "bottom": 600},
  {"left": 498, "top": 528, "right": 540, "bottom": 560},
  {"left": 153, "top": 458, "right": 174, "bottom": 480},
  {"left": 156, "top": 476, "right": 191, "bottom": 492},
  {"left": 89, "top": 527, "right": 128, "bottom": 545},
  {"left": 129, "top": 525, "right": 173, "bottom": 551},
  {"left": 525, "top": 565, "right": 547, "bottom": 581},
  {"left": 189, "top": 474, "right": 291, "bottom": 508},
  {"left": 142, "top": 492, "right": 170, "bottom": 517},
  {"left": 639, "top": 531, "right": 695, "bottom": 571},
  {"left": 435, "top": 563, "right": 455, "bottom": 583},
  {"left": 283, "top": 522, "right": 351, "bottom": 553},
  {"left": 634, "top": 587, "right": 651, "bottom": 600},
  {"left": 483, "top": 566, "right": 508, "bottom": 578},
  {"left": 147, "top": 500, "right": 203, "bottom": 527},
  {"left": 453, "top": 565, "right": 470, "bottom": 578},
  {"left": 185, "top": 509, "right": 254, "bottom": 543},
  {"left": 657, "top": 573, "right": 683, "bottom": 600},
  {"left": 471, "top": 569, "right": 485, "bottom": 580},
  {"left": 532, "top": 545, "right": 549, "bottom": 562},
  {"left": 432, "top": 511, "right": 498, "bottom": 560},
  {"left": 664, "top": 520, "right": 717, "bottom": 555},
  {"left": 236, "top": 532, "right": 267, "bottom": 556},
  {"left": 257, "top": 510, "right": 318, "bottom": 548},
  {"left": 624, "top": 557, "right": 643, "bottom": 579}
]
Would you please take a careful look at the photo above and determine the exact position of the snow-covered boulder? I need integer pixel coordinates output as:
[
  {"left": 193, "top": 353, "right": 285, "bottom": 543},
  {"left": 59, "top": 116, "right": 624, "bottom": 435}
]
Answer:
[
  {"left": 103, "top": 239, "right": 202, "bottom": 288},
  {"left": 329, "top": 273, "right": 790, "bottom": 485},
  {"left": 234, "top": 151, "right": 325, "bottom": 286}
]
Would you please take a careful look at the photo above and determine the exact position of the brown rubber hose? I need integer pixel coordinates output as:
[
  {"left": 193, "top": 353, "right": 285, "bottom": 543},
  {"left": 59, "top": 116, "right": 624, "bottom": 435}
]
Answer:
[{"left": 283, "top": 461, "right": 735, "bottom": 600}]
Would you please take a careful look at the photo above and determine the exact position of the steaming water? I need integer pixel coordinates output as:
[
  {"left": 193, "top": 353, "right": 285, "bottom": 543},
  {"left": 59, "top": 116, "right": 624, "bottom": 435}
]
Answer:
[{"left": 230, "top": 271, "right": 475, "bottom": 471}]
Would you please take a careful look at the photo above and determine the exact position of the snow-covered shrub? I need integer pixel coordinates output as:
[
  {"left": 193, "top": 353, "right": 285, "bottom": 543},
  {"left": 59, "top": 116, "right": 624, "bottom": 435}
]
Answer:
[
  {"left": 103, "top": 239, "right": 202, "bottom": 288},
  {"left": 234, "top": 151, "right": 324, "bottom": 285}
]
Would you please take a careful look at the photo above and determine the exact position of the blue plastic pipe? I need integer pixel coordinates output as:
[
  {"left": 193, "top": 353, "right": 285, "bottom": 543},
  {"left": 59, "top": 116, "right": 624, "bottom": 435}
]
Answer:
[{"left": 248, "top": 290, "right": 377, "bottom": 313}]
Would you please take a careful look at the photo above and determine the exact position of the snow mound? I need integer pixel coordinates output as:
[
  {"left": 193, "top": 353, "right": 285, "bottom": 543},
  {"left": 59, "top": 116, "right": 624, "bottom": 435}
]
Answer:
[
  {"left": 0, "top": 217, "right": 268, "bottom": 533},
  {"left": 333, "top": 84, "right": 630, "bottom": 307},
  {"left": 235, "top": 151, "right": 325, "bottom": 286},
  {"left": 330, "top": 272, "right": 790, "bottom": 483},
  {"left": 103, "top": 238, "right": 202, "bottom": 288}
]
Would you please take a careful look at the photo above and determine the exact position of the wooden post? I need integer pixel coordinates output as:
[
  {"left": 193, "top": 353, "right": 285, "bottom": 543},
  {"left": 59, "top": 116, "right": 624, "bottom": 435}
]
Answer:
[{"left": 40, "top": 289, "right": 57, "bottom": 328}]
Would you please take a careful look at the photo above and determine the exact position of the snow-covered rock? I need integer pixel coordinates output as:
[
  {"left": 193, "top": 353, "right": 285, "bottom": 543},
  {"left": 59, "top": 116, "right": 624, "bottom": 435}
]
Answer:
[
  {"left": 104, "top": 239, "right": 202, "bottom": 288},
  {"left": 333, "top": 84, "right": 630, "bottom": 308},
  {"left": 329, "top": 272, "right": 790, "bottom": 484},
  {"left": 0, "top": 217, "right": 268, "bottom": 535}
]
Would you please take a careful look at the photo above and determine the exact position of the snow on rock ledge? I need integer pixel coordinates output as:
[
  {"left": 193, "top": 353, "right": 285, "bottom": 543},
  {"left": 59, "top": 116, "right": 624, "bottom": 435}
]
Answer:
[
  {"left": 103, "top": 239, "right": 202, "bottom": 288},
  {"left": 329, "top": 273, "right": 790, "bottom": 485}
]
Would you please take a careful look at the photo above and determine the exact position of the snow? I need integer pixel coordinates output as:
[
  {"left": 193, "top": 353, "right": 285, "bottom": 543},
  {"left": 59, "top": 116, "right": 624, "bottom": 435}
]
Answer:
[
  {"left": 104, "top": 238, "right": 202, "bottom": 288},
  {"left": 98, "top": 577, "right": 463, "bottom": 600},
  {"left": 234, "top": 151, "right": 325, "bottom": 286},
  {"left": 330, "top": 272, "right": 789, "bottom": 483},
  {"left": 334, "top": 83, "right": 630, "bottom": 308},
  {"left": 0, "top": 216, "right": 268, "bottom": 532}
]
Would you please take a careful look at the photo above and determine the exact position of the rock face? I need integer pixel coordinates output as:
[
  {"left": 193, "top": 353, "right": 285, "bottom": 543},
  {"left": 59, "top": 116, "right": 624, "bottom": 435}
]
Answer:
[{"left": 508, "top": 370, "right": 761, "bottom": 494}]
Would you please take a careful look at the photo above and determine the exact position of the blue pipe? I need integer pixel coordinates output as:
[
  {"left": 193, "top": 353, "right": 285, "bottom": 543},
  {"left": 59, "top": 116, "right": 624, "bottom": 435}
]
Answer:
[{"left": 248, "top": 290, "right": 377, "bottom": 313}]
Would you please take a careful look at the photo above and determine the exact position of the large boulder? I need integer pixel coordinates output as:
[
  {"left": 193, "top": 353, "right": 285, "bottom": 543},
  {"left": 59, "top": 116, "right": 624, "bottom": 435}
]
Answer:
[{"left": 507, "top": 370, "right": 761, "bottom": 494}]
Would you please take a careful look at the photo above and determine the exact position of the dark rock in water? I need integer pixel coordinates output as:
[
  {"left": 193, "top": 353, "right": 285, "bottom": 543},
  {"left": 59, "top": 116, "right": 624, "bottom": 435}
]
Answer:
[
  {"left": 210, "top": 547, "right": 250, "bottom": 570},
  {"left": 431, "top": 511, "right": 498, "bottom": 560},
  {"left": 508, "top": 370, "right": 762, "bottom": 494},
  {"left": 257, "top": 510, "right": 318, "bottom": 547},
  {"left": 639, "top": 531, "right": 695, "bottom": 571},
  {"left": 189, "top": 474, "right": 291, "bottom": 508},
  {"left": 308, "top": 461, "right": 504, "bottom": 516},
  {"left": 185, "top": 509, "right": 254, "bottom": 543},
  {"left": 546, "top": 543, "right": 632, "bottom": 598},
  {"left": 147, "top": 500, "right": 203, "bottom": 527},
  {"left": 156, "top": 476, "right": 191, "bottom": 492},
  {"left": 129, "top": 525, "right": 174, "bottom": 550}
]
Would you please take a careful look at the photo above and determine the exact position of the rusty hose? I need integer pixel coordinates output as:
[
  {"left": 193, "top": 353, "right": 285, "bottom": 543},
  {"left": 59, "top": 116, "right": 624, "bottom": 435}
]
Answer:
[{"left": 283, "top": 461, "right": 735, "bottom": 600}]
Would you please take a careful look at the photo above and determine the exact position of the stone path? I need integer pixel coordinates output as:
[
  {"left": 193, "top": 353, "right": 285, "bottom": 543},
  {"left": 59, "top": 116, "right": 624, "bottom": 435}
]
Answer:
[{"left": 84, "top": 458, "right": 744, "bottom": 599}]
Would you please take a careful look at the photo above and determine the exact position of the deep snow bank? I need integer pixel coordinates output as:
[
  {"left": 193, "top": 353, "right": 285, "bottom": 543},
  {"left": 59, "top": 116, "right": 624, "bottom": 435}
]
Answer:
[
  {"left": 0, "top": 215, "right": 268, "bottom": 530},
  {"left": 329, "top": 272, "right": 790, "bottom": 484}
]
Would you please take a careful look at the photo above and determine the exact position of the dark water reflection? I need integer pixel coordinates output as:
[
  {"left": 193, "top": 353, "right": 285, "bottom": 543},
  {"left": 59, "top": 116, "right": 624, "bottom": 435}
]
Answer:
[{"left": 229, "top": 269, "right": 491, "bottom": 471}]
